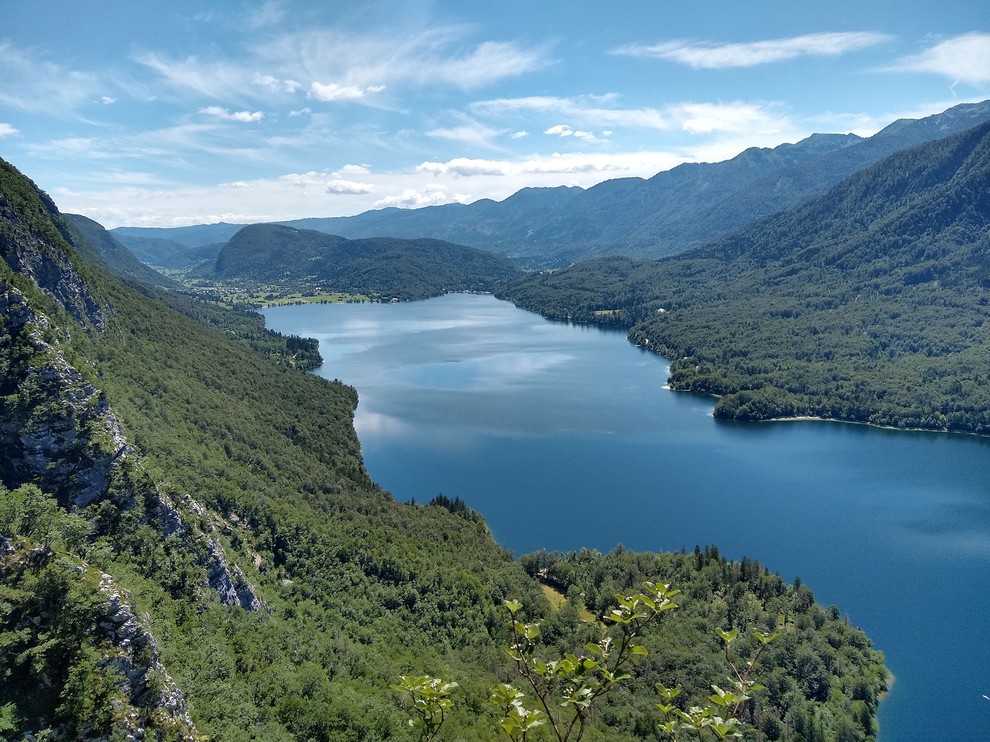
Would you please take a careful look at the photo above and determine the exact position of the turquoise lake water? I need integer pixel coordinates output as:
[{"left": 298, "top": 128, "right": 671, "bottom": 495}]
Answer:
[{"left": 264, "top": 292, "right": 990, "bottom": 740}]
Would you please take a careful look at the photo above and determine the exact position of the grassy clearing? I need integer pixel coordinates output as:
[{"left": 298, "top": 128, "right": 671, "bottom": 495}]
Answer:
[{"left": 540, "top": 584, "right": 596, "bottom": 622}]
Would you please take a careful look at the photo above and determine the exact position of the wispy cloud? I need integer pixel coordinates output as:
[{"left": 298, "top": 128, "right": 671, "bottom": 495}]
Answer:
[
  {"left": 247, "top": 0, "right": 286, "bottom": 29},
  {"left": 77, "top": 169, "right": 176, "bottom": 186},
  {"left": 200, "top": 106, "right": 265, "bottom": 122},
  {"left": 474, "top": 94, "right": 669, "bottom": 130},
  {"left": 427, "top": 116, "right": 503, "bottom": 149},
  {"left": 27, "top": 123, "right": 275, "bottom": 167},
  {"left": 0, "top": 42, "right": 103, "bottom": 115},
  {"left": 614, "top": 31, "right": 890, "bottom": 69},
  {"left": 309, "top": 82, "right": 385, "bottom": 102},
  {"left": 260, "top": 27, "right": 551, "bottom": 93},
  {"left": 0, "top": 123, "right": 18, "bottom": 137},
  {"left": 889, "top": 33, "right": 990, "bottom": 85},
  {"left": 135, "top": 26, "right": 549, "bottom": 109},
  {"left": 134, "top": 52, "right": 260, "bottom": 103},
  {"left": 475, "top": 95, "right": 789, "bottom": 137}
]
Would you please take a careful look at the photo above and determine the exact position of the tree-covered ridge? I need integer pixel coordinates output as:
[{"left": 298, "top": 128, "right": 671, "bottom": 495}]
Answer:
[
  {"left": 0, "top": 155, "right": 886, "bottom": 740},
  {"left": 503, "top": 119, "right": 990, "bottom": 433},
  {"left": 208, "top": 222, "right": 523, "bottom": 300},
  {"left": 62, "top": 213, "right": 178, "bottom": 289}
]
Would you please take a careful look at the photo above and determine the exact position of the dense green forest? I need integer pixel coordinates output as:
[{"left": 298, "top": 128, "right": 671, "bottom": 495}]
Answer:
[
  {"left": 502, "top": 119, "right": 990, "bottom": 433},
  {"left": 0, "top": 158, "right": 888, "bottom": 739},
  {"left": 206, "top": 223, "right": 522, "bottom": 301}
]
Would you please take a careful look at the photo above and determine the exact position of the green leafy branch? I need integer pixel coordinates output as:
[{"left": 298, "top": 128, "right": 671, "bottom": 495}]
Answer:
[
  {"left": 391, "top": 675, "right": 458, "bottom": 742},
  {"left": 496, "top": 581, "right": 680, "bottom": 742},
  {"left": 656, "top": 627, "right": 777, "bottom": 741}
]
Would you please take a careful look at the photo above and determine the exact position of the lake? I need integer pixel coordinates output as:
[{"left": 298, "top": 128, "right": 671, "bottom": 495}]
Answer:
[{"left": 263, "top": 293, "right": 990, "bottom": 741}]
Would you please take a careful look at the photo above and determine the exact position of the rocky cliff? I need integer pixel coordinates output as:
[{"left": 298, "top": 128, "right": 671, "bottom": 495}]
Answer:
[{"left": 0, "top": 159, "right": 267, "bottom": 736}]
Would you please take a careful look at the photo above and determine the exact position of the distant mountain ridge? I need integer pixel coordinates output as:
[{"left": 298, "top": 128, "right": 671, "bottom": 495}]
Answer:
[{"left": 111, "top": 100, "right": 990, "bottom": 267}]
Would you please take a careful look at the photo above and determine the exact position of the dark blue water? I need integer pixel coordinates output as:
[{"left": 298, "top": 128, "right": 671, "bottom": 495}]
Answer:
[{"left": 264, "top": 293, "right": 990, "bottom": 741}]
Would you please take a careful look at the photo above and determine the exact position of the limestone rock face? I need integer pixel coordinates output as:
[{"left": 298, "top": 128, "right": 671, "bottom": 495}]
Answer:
[
  {"left": 96, "top": 572, "right": 198, "bottom": 741},
  {"left": 0, "top": 285, "right": 127, "bottom": 507},
  {"left": 0, "top": 184, "right": 106, "bottom": 331},
  {"left": 0, "top": 283, "right": 265, "bottom": 611},
  {"left": 159, "top": 491, "right": 268, "bottom": 612}
]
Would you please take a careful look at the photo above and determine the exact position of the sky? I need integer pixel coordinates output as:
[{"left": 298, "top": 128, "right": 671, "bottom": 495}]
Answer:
[{"left": 2, "top": 0, "right": 989, "bottom": 229}]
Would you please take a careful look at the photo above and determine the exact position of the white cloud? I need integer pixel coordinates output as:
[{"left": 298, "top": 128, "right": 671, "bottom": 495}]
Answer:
[
  {"left": 100, "top": 96, "right": 116, "bottom": 105},
  {"left": 476, "top": 94, "right": 788, "bottom": 139},
  {"left": 543, "top": 124, "right": 609, "bottom": 142},
  {"left": 671, "top": 101, "right": 785, "bottom": 134},
  {"left": 374, "top": 187, "right": 455, "bottom": 208},
  {"left": 253, "top": 72, "right": 301, "bottom": 94},
  {"left": 511, "top": 130, "right": 529, "bottom": 139},
  {"left": 199, "top": 106, "right": 264, "bottom": 122},
  {"left": 274, "top": 170, "right": 374, "bottom": 195},
  {"left": 289, "top": 107, "right": 312, "bottom": 116},
  {"left": 890, "top": 33, "right": 990, "bottom": 85},
  {"left": 416, "top": 151, "right": 681, "bottom": 178},
  {"left": 0, "top": 123, "right": 19, "bottom": 137},
  {"left": 614, "top": 31, "right": 890, "bottom": 69},
  {"left": 326, "top": 179, "right": 375, "bottom": 195},
  {"left": 334, "top": 164, "right": 371, "bottom": 176},
  {"left": 309, "top": 81, "right": 385, "bottom": 102}
]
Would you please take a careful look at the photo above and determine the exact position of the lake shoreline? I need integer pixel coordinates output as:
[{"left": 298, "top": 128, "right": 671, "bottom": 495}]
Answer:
[{"left": 264, "top": 294, "right": 990, "bottom": 741}]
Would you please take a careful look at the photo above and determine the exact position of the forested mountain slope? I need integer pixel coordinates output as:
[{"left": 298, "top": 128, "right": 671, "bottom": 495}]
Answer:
[
  {"left": 1, "top": 157, "right": 886, "bottom": 740},
  {"left": 208, "top": 223, "right": 522, "bottom": 300},
  {"left": 503, "top": 119, "right": 990, "bottom": 432},
  {"left": 63, "top": 213, "right": 178, "bottom": 288}
]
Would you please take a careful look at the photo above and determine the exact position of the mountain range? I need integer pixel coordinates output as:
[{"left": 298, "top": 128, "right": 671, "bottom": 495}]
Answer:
[{"left": 111, "top": 100, "right": 990, "bottom": 268}]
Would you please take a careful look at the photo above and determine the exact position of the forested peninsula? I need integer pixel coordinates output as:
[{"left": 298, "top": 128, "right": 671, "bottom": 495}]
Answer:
[
  {"left": 502, "top": 119, "right": 990, "bottom": 433},
  {"left": 0, "top": 152, "right": 889, "bottom": 741}
]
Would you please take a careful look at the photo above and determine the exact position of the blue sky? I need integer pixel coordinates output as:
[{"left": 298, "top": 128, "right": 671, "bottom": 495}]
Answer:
[{"left": 2, "top": 0, "right": 988, "bottom": 228}]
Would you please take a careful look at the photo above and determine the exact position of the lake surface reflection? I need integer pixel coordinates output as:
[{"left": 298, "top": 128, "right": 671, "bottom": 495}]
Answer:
[{"left": 264, "top": 293, "right": 990, "bottom": 741}]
